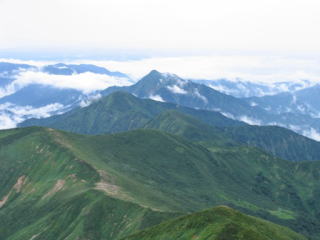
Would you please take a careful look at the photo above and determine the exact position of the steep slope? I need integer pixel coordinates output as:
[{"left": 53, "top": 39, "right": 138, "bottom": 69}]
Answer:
[
  {"left": 1, "top": 127, "right": 320, "bottom": 238},
  {"left": 20, "top": 92, "right": 320, "bottom": 162},
  {"left": 20, "top": 91, "right": 244, "bottom": 134},
  {"left": 144, "top": 110, "right": 320, "bottom": 161},
  {"left": 101, "top": 70, "right": 320, "bottom": 140},
  {"left": 192, "top": 78, "right": 312, "bottom": 98},
  {"left": 123, "top": 206, "right": 306, "bottom": 240},
  {"left": 102, "top": 70, "right": 264, "bottom": 118},
  {"left": 143, "top": 110, "right": 236, "bottom": 147},
  {"left": 296, "top": 84, "right": 320, "bottom": 114},
  {"left": 35, "top": 129, "right": 320, "bottom": 239},
  {"left": 222, "top": 125, "right": 320, "bottom": 161},
  {"left": 245, "top": 84, "right": 320, "bottom": 117},
  {"left": 0, "top": 127, "right": 176, "bottom": 240},
  {"left": 246, "top": 92, "right": 308, "bottom": 115}
]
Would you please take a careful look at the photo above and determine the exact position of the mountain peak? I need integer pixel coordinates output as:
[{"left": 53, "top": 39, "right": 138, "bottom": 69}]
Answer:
[
  {"left": 140, "top": 70, "right": 186, "bottom": 85},
  {"left": 144, "top": 69, "right": 163, "bottom": 79},
  {"left": 149, "top": 69, "right": 161, "bottom": 74},
  {"left": 144, "top": 70, "right": 182, "bottom": 80}
]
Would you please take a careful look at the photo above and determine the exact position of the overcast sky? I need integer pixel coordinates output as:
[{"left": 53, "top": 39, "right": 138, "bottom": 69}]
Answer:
[
  {"left": 1, "top": 0, "right": 320, "bottom": 82},
  {"left": 1, "top": 0, "right": 320, "bottom": 56}
]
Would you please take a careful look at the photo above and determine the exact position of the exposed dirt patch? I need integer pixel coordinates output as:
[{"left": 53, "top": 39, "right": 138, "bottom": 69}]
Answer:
[
  {"left": 95, "top": 170, "right": 120, "bottom": 196},
  {"left": 46, "top": 128, "right": 74, "bottom": 150},
  {"left": 42, "top": 179, "right": 65, "bottom": 199},
  {"left": 95, "top": 182, "right": 120, "bottom": 196},
  {"left": 13, "top": 175, "right": 27, "bottom": 192},
  {"left": 29, "top": 233, "right": 40, "bottom": 240},
  {"left": 0, "top": 194, "right": 10, "bottom": 208},
  {"left": 0, "top": 175, "right": 27, "bottom": 208},
  {"left": 98, "top": 170, "right": 113, "bottom": 182},
  {"left": 94, "top": 170, "right": 132, "bottom": 201}
]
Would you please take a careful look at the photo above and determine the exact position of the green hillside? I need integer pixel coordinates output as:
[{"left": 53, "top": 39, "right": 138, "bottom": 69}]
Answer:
[
  {"left": 143, "top": 110, "right": 235, "bottom": 146},
  {"left": 2, "top": 127, "right": 320, "bottom": 239},
  {"left": 123, "top": 206, "right": 306, "bottom": 240},
  {"left": 0, "top": 127, "right": 177, "bottom": 240},
  {"left": 222, "top": 125, "right": 320, "bottom": 161},
  {"left": 144, "top": 109, "right": 320, "bottom": 161},
  {"left": 20, "top": 92, "right": 320, "bottom": 162},
  {"left": 19, "top": 91, "right": 243, "bottom": 135}
]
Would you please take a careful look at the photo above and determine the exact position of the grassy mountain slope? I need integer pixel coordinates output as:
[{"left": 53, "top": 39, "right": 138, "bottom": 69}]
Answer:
[
  {"left": 1, "top": 127, "right": 320, "bottom": 238},
  {"left": 20, "top": 91, "right": 244, "bottom": 134},
  {"left": 75, "top": 129, "right": 320, "bottom": 238},
  {"left": 20, "top": 91, "right": 320, "bottom": 162},
  {"left": 0, "top": 127, "right": 176, "bottom": 240},
  {"left": 222, "top": 125, "right": 320, "bottom": 161},
  {"left": 143, "top": 110, "right": 236, "bottom": 146},
  {"left": 143, "top": 109, "right": 320, "bottom": 161},
  {"left": 123, "top": 206, "right": 306, "bottom": 240}
]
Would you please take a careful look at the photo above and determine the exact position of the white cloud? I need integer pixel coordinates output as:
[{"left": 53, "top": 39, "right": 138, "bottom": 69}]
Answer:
[
  {"left": 193, "top": 89, "right": 208, "bottom": 103},
  {"left": 302, "top": 128, "right": 320, "bottom": 141},
  {"left": 1, "top": 103, "right": 64, "bottom": 118},
  {"left": 5, "top": 70, "right": 132, "bottom": 94},
  {"left": 0, "top": 83, "right": 17, "bottom": 98},
  {"left": 79, "top": 93, "right": 102, "bottom": 107},
  {"left": 149, "top": 94, "right": 164, "bottom": 102},
  {"left": 0, "top": 58, "right": 54, "bottom": 67},
  {"left": 250, "top": 102, "right": 258, "bottom": 107},
  {"left": 220, "top": 112, "right": 235, "bottom": 119},
  {"left": 71, "top": 55, "right": 320, "bottom": 84},
  {"left": 2, "top": 55, "right": 320, "bottom": 86},
  {"left": 167, "top": 85, "right": 187, "bottom": 94},
  {"left": 269, "top": 123, "right": 320, "bottom": 141},
  {"left": 0, "top": 113, "right": 20, "bottom": 129},
  {"left": 238, "top": 116, "right": 262, "bottom": 125},
  {"left": 0, "top": 103, "right": 65, "bottom": 129}
]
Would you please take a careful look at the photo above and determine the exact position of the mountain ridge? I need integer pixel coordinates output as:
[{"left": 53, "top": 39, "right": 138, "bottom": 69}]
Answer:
[
  {"left": 1, "top": 126, "right": 320, "bottom": 238},
  {"left": 123, "top": 206, "right": 307, "bottom": 240},
  {"left": 20, "top": 91, "right": 320, "bottom": 162},
  {"left": 100, "top": 70, "right": 320, "bottom": 140}
]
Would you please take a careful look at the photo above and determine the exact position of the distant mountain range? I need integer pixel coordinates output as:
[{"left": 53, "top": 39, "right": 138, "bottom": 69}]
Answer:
[
  {"left": 99, "top": 70, "right": 320, "bottom": 140},
  {"left": 3, "top": 61, "right": 320, "bottom": 240},
  {"left": 42, "top": 63, "right": 129, "bottom": 78},
  {"left": 245, "top": 84, "right": 320, "bottom": 117},
  {"left": 0, "top": 62, "right": 34, "bottom": 87},
  {"left": 20, "top": 91, "right": 320, "bottom": 162},
  {"left": 193, "top": 78, "right": 314, "bottom": 98},
  {"left": 0, "top": 62, "right": 132, "bottom": 129},
  {"left": 2, "top": 63, "right": 320, "bottom": 140}
]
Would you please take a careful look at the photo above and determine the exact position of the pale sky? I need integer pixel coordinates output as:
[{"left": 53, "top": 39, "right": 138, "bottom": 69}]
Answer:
[
  {"left": 1, "top": 0, "right": 320, "bottom": 55},
  {"left": 1, "top": 0, "right": 320, "bottom": 83}
]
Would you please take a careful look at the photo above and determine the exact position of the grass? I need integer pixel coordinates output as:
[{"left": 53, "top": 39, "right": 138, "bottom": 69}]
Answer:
[
  {"left": 122, "top": 206, "right": 306, "bottom": 240},
  {"left": 0, "top": 127, "right": 319, "bottom": 239},
  {"left": 269, "top": 208, "right": 296, "bottom": 220}
]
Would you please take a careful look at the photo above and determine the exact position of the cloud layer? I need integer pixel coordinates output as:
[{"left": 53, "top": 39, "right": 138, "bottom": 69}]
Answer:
[
  {"left": 2, "top": 55, "right": 320, "bottom": 87},
  {"left": 0, "top": 103, "right": 64, "bottom": 129},
  {"left": 3, "top": 69, "right": 132, "bottom": 96},
  {"left": 72, "top": 55, "right": 320, "bottom": 84}
]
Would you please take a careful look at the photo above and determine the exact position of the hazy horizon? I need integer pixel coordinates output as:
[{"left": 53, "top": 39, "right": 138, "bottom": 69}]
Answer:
[{"left": 1, "top": 0, "right": 320, "bottom": 83}]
